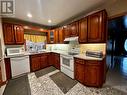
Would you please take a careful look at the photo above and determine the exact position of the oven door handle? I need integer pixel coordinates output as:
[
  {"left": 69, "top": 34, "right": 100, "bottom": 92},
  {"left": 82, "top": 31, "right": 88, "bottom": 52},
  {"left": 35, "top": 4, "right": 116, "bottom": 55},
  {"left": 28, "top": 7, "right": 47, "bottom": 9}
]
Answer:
[{"left": 60, "top": 56, "right": 73, "bottom": 60}]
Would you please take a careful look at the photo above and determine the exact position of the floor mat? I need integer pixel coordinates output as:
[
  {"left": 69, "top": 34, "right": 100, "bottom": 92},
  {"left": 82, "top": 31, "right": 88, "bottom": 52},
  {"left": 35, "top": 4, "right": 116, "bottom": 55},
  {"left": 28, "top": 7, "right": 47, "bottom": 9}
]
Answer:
[
  {"left": 3, "top": 74, "right": 31, "bottom": 95},
  {"left": 50, "top": 72, "right": 78, "bottom": 94},
  {"left": 29, "top": 70, "right": 127, "bottom": 95},
  {"left": 35, "top": 66, "right": 56, "bottom": 78}
]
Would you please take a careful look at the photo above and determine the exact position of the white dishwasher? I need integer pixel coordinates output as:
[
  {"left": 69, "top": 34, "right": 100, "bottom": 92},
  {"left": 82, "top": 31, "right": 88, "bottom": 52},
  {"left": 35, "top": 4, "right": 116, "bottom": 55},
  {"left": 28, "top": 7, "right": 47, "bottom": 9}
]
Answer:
[{"left": 10, "top": 56, "right": 30, "bottom": 78}]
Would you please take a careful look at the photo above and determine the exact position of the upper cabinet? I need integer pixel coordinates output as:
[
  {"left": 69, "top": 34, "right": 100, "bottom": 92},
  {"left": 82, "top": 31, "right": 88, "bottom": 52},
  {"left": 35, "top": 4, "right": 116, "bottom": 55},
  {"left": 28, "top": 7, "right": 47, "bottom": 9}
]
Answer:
[
  {"left": 14, "top": 25, "right": 24, "bottom": 44},
  {"left": 3, "top": 23, "right": 15, "bottom": 45},
  {"left": 63, "top": 25, "right": 70, "bottom": 38},
  {"left": 47, "top": 28, "right": 64, "bottom": 44},
  {"left": 47, "top": 30, "right": 56, "bottom": 44},
  {"left": 46, "top": 10, "right": 107, "bottom": 44},
  {"left": 63, "top": 22, "right": 79, "bottom": 38},
  {"left": 3, "top": 23, "right": 24, "bottom": 45},
  {"left": 78, "top": 17, "right": 88, "bottom": 43},
  {"left": 88, "top": 10, "right": 107, "bottom": 43},
  {"left": 69, "top": 21, "right": 79, "bottom": 37},
  {"left": 58, "top": 28, "right": 64, "bottom": 43}
]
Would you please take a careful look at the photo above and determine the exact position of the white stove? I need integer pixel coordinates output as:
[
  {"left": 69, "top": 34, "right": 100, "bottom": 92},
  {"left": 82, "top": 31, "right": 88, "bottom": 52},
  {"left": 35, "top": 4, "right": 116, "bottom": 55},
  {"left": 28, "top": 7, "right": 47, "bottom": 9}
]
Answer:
[{"left": 60, "top": 53, "right": 78, "bottom": 79}]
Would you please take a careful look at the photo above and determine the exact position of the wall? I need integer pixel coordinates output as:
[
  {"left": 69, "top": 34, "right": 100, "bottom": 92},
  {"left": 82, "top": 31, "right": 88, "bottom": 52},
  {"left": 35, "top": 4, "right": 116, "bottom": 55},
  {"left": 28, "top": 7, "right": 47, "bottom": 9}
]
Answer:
[
  {"left": 46, "top": 43, "right": 106, "bottom": 55},
  {"left": 0, "top": 18, "right": 6, "bottom": 81},
  {"left": 80, "top": 44, "right": 106, "bottom": 55}
]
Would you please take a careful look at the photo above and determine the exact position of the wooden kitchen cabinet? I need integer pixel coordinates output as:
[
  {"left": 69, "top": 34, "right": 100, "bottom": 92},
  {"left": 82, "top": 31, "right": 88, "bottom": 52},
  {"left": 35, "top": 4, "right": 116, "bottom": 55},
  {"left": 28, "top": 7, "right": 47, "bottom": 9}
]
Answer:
[
  {"left": 63, "top": 25, "right": 70, "bottom": 38},
  {"left": 48, "top": 53, "right": 60, "bottom": 69},
  {"left": 3, "top": 23, "right": 15, "bottom": 44},
  {"left": 47, "top": 29, "right": 59, "bottom": 44},
  {"left": 46, "top": 10, "right": 107, "bottom": 44},
  {"left": 78, "top": 17, "right": 88, "bottom": 43},
  {"left": 3, "top": 23, "right": 24, "bottom": 45},
  {"left": 47, "top": 28, "right": 64, "bottom": 44},
  {"left": 69, "top": 21, "right": 79, "bottom": 37},
  {"left": 40, "top": 54, "right": 49, "bottom": 69},
  {"left": 47, "top": 30, "right": 55, "bottom": 44},
  {"left": 85, "top": 61, "right": 103, "bottom": 87},
  {"left": 30, "top": 53, "right": 49, "bottom": 72},
  {"left": 58, "top": 28, "right": 64, "bottom": 43},
  {"left": 74, "top": 58, "right": 85, "bottom": 84},
  {"left": 74, "top": 57, "right": 105, "bottom": 87},
  {"left": 88, "top": 10, "right": 107, "bottom": 43},
  {"left": 54, "top": 53, "right": 60, "bottom": 69},
  {"left": 4, "top": 58, "right": 11, "bottom": 80},
  {"left": 30, "top": 55, "right": 40, "bottom": 72},
  {"left": 14, "top": 25, "right": 24, "bottom": 44},
  {"left": 52, "top": 53, "right": 60, "bottom": 69}
]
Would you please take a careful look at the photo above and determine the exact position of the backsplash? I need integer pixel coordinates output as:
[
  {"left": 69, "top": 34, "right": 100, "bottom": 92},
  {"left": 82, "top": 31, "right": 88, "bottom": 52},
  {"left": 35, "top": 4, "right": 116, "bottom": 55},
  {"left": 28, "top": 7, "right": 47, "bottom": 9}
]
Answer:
[
  {"left": 80, "top": 44, "right": 106, "bottom": 55},
  {"left": 46, "top": 44, "right": 69, "bottom": 52},
  {"left": 46, "top": 43, "right": 106, "bottom": 55}
]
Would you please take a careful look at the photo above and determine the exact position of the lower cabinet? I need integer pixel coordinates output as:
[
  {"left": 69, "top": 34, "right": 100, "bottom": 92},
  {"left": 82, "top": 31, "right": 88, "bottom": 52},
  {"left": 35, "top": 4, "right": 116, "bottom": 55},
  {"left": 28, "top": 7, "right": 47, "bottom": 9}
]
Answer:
[
  {"left": 30, "top": 53, "right": 49, "bottom": 72},
  {"left": 54, "top": 53, "right": 60, "bottom": 70},
  {"left": 30, "top": 52, "right": 60, "bottom": 72},
  {"left": 4, "top": 58, "right": 11, "bottom": 80},
  {"left": 85, "top": 61, "right": 103, "bottom": 87},
  {"left": 74, "top": 58, "right": 85, "bottom": 84},
  {"left": 40, "top": 55, "right": 48, "bottom": 69},
  {"left": 49, "top": 53, "right": 60, "bottom": 70},
  {"left": 74, "top": 58, "right": 105, "bottom": 87}
]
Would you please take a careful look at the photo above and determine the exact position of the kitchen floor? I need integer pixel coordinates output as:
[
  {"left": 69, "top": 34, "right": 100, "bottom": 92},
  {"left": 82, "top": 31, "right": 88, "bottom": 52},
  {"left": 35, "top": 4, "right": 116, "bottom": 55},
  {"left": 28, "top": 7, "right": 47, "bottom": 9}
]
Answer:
[
  {"left": 2, "top": 66, "right": 127, "bottom": 95},
  {"left": 105, "top": 56, "right": 127, "bottom": 93}
]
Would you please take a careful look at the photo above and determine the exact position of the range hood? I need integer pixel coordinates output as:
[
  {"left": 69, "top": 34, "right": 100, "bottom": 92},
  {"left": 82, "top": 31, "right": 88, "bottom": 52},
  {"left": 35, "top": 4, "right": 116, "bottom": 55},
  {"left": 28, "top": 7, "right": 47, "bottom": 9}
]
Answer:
[
  {"left": 64, "top": 36, "right": 79, "bottom": 44},
  {"left": 64, "top": 36, "right": 78, "bottom": 42}
]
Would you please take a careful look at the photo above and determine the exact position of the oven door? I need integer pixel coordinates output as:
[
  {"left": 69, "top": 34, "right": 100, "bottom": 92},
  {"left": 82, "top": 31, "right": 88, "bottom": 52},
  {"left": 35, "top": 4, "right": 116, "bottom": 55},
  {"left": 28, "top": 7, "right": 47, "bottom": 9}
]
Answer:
[{"left": 60, "top": 55, "right": 74, "bottom": 71}]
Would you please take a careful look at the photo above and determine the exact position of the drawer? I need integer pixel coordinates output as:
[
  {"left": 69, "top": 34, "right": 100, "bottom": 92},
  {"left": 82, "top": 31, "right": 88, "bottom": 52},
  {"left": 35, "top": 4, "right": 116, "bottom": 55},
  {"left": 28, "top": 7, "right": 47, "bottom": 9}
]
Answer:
[
  {"left": 74, "top": 58, "right": 84, "bottom": 64},
  {"left": 86, "top": 60, "right": 101, "bottom": 66}
]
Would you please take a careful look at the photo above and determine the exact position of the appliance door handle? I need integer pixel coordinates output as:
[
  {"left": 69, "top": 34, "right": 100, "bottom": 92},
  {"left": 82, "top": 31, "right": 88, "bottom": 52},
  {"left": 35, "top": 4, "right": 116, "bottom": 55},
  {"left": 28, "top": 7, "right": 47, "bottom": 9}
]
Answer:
[
  {"left": 60, "top": 56, "right": 73, "bottom": 60},
  {"left": 11, "top": 56, "right": 29, "bottom": 61}
]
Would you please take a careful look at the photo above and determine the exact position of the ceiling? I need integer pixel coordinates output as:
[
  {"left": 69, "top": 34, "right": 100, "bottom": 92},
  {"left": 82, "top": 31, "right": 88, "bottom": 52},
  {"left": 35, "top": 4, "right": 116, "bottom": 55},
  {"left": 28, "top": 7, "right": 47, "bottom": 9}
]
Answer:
[{"left": 9, "top": 0, "right": 106, "bottom": 26}]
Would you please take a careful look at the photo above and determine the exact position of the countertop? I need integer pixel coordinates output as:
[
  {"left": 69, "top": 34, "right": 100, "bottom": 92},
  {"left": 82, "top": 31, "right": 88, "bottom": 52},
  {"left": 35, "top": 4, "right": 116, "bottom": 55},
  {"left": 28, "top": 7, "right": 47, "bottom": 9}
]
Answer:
[
  {"left": 5, "top": 50, "right": 105, "bottom": 61},
  {"left": 74, "top": 54, "right": 104, "bottom": 61}
]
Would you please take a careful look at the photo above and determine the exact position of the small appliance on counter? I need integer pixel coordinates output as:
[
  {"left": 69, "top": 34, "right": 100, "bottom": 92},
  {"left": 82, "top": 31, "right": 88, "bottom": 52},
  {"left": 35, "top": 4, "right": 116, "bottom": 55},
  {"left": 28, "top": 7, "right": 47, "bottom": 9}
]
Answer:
[
  {"left": 6, "top": 47, "right": 25, "bottom": 57},
  {"left": 86, "top": 50, "right": 103, "bottom": 58}
]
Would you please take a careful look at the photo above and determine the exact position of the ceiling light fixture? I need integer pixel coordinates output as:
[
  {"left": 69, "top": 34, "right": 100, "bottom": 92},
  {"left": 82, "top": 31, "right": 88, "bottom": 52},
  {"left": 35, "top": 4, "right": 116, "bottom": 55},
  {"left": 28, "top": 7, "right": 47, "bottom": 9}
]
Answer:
[
  {"left": 48, "top": 19, "right": 52, "bottom": 23},
  {"left": 40, "top": 28, "right": 44, "bottom": 31},
  {"left": 23, "top": 26, "right": 30, "bottom": 29},
  {"left": 27, "top": 13, "right": 32, "bottom": 18}
]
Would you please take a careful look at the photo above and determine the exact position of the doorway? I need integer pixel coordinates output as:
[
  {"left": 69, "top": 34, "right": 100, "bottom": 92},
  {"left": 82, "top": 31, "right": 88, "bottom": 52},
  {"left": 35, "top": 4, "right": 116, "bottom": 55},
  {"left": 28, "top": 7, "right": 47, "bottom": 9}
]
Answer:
[{"left": 106, "top": 15, "right": 127, "bottom": 93}]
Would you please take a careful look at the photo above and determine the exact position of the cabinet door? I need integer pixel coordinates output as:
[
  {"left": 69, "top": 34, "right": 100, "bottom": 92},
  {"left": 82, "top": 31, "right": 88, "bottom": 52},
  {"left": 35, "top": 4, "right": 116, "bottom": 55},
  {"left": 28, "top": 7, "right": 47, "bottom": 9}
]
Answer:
[
  {"left": 85, "top": 61, "right": 102, "bottom": 87},
  {"left": 48, "top": 53, "right": 53, "bottom": 66},
  {"left": 4, "top": 58, "right": 11, "bottom": 80},
  {"left": 63, "top": 25, "right": 70, "bottom": 38},
  {"left": 74, "top": 58, "right": 85, "bottom": 84},
  {"left": 79, "top": 18, "right": 88, "bottom": 43},
  {"left": 70, "top": 22, "right": 79, "bottom": 37},
  {"left": 3, "top": 23, "right": 15, "bottom": 45},
  {"left": 47, "top": 30, "right": 55, "bottom": 44},
  {"left": 54, "top": 29, "right": 59, "bottom": 44},
  {"left": 88, "top": 11, "right": 104, "bottom": 42},
  {"left": 58, "top": 28, "right": 64, "bottom": 43},
  {"left": 54, "top": 53, "right": 60, "bottom": 69},
  {"left": 40, "top": 54, "right": 48, "bottom": 69},
  {"left": 14, "top": 25, "right": 24, "bottom": 44},
  {"left": 31, "top": 56, "right": 40, "bottom": 72}
]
